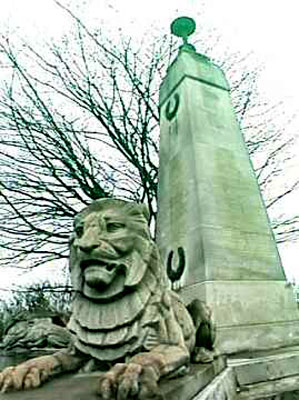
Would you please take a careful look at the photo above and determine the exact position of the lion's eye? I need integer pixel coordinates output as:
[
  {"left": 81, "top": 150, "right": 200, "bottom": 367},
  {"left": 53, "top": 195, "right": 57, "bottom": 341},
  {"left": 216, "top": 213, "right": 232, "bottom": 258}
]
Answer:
[
  {"left": 106, "top": 222, "right": 125, "bottom": 232},
  {"left": 75, "top": 225, "right": 84, "bottom": 238}
]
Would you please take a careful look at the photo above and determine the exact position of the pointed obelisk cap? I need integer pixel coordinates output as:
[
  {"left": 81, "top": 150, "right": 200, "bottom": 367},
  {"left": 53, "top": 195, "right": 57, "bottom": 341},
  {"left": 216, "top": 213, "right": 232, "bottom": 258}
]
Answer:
[{"left": 170, "top": 16, "right": 196, "bottom": 51}]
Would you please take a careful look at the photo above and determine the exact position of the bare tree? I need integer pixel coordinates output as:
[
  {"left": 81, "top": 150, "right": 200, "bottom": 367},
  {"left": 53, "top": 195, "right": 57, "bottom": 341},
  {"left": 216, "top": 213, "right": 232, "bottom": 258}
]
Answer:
[
  {"left": 222, "top": 53, "right": 299, "bottom": 243},
  {"left": 0, "top": 2, "right": 297, "bottom": 270}
]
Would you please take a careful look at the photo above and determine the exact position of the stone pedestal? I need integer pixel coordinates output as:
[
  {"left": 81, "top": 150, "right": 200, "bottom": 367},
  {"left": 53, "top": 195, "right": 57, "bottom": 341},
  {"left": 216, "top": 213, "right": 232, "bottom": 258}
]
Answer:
[
  {"left": 1, "top": 357, "right": 228, "bottom": 400},
  {"left": 157, "top": 47, "right": 299, "bottom": 354},
  {"left": 230, "top": 346, "right": 299, "bottom": 399},
  {"left": 4, "top": 350, "right": 299, "bottom": 399},
  {"left": 179, "top": 281, "right": 299, "bottom": 354}
]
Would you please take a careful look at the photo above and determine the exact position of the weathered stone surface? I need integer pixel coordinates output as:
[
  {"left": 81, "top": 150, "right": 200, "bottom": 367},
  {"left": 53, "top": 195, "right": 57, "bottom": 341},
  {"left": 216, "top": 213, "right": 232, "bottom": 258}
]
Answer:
[
  {"left": 0, "top": 373, "right": 100, "bottom": 400},
  {"left": 0, "top": 351, "right": 56, "bottom": 371},
  {"left": 158, "top": 356, "right": 226, "bottom": 400},
  {"left": 158, "top": 60, "right": 284, "bottom": 287},
  {"left": 157, "top": 45, "right": 299, "bottom": 354},
  {"left": 0, "top": 199, "right": 216, "bottom": 399},
  {"left": 193, "top": 367, "right": 237, "bottom": 400},
  {"left": 279, "top": 392, "right": 299, "bottom": 400},
  {"left": 235, "top": 375, "right": 299, "bottom": 400},
  {"left": 0, "top": 358, "right": 226, "bottom": 400},
  {"left": 216, "top": 320, "right": 299, "bottom": 355},
  {"left": 229, "top": 346, "right": 299, "bottom": 399},
  {"left": 179, "top": 281, "right": 299, "bottom": 353},
  {"left": 231, "top": 347, "right": 299, "bottom": 386},
  {"left": 180, "top": 281, "right": 298, "bottom": 326},
  {"left": 159, "top": 49, "right": 229, "bottom": 106},
  {"left": 1, "top": 317, "right": 71, "bottom": 352}
]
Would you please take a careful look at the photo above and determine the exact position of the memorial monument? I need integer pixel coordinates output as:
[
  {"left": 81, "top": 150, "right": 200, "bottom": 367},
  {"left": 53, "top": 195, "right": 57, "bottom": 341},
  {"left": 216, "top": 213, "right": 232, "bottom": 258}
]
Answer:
[
  {"left": 1, "top": 16, "right": 299, "bottom": 400},
  {"left": 157, "top": 16, "right": 299, "bottom": 355}
]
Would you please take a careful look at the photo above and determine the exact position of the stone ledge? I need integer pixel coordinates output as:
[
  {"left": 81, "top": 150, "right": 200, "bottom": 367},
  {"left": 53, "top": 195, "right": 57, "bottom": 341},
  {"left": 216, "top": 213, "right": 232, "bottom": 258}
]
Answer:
[
  {"left": 235, "top": 375, "right": 299, "bottom": 400},
  {"left": 228, "top": 346, "right": 299, "bottom": 399},
  {"left": 159, "top": 356, "right": 226, "bottom": 400},
  {"left": 229, "top": 346, "right": 299, "bottom": 386},
  {"left": 193, "top": 367, "right": 236, "bottom": 400},
  {"left": 0, "top": 357, "right": 226, "bottom": 400}
]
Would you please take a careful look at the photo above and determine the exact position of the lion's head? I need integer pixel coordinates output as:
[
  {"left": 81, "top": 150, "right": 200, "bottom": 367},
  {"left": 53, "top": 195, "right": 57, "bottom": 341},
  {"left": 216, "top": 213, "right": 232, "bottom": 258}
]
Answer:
[
  {"left": 68, "top": 199, "right": 165, "bottom": 362},
  {"left": 70, "top": 199, "right": 158, "bottom": 300},
  {"left": 69, "top": 198, "right": 156, "bottom": 301}
]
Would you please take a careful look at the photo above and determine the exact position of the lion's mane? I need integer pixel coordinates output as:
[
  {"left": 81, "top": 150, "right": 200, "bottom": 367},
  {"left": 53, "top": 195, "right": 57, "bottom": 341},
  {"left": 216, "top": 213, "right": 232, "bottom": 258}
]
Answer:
[{"left": 67, "top": 199, "right": 168, "bottom": 363}]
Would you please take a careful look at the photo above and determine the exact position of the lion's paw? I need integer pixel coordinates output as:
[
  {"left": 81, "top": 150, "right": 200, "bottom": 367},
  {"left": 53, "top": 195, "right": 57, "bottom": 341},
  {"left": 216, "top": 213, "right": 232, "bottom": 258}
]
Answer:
[
  {"left": 0, "top": 364, "right": 48, "bottom": 393},
  {"left": 98, "top": 362, "right": 161, "bottom": 400},
  {"left": 192, "top": 347, "right": 214, "bottom": 363},
  {"left": 0, "top": 356, "right": 56, "bottom": 393}
]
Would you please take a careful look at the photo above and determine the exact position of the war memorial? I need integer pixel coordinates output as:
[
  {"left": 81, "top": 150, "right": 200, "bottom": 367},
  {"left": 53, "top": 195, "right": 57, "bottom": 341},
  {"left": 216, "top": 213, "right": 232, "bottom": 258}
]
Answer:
[{"left": 0, "top": 17, "right": 299, "bottom": 400}]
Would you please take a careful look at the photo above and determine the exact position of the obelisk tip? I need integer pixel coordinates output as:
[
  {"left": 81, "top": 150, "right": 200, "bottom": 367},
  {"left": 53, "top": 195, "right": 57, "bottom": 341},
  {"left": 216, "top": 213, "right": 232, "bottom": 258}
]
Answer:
[{"left": 170, "top": 17, "right": 196, "bottom": 50}]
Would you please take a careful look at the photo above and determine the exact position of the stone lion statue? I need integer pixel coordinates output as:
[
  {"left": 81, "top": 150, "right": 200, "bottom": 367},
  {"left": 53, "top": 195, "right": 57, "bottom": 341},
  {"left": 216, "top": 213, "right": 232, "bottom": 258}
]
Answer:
[
  {"left": 1, "top": 314, "right": 71, "bottom": 351},
  {"left": 0, "top": 199, "right": 215, "bottom": 398}
]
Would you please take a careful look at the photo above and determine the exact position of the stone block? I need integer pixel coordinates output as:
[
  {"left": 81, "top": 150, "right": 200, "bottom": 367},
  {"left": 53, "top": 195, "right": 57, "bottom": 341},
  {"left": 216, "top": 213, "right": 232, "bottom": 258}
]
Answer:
[
  {"left": 159, "top": 49, "right": 229, "bottom": 106},
  {"left": 231, "top": 347, "right": 299, "bottom": 386},
  {"left": 218, "top": 321, "right": 299, "bottom": 355},
  {"left": 180, "top": 281, "right": 299, "bottom": 327},
  {"left": 230, "top": 347, "right": 299, "bottom": 399},
  {"left": 179, "top": 281, "right": 299, "bottom": 353},
  {"left": 193, "top": 367, "right": 237, "bottom": 400},
  {"left": 235, "top": 371, "right": 299, "bottom": 400},
  {"left": 0, "top": 357, "right": 227, "bottom": 400},
  {"left": 178, "top": 226, "right": 284, "bottom": 285},
  {"left": 160, "top": 356, "right": 226, "bottom": 400}
]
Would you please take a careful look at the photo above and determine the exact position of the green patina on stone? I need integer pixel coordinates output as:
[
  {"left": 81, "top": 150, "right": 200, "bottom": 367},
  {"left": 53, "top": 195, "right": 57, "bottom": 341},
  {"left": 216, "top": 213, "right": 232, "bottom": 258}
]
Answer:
[{"left": 157, "top": 17, "right": 299, "bottom": 355}]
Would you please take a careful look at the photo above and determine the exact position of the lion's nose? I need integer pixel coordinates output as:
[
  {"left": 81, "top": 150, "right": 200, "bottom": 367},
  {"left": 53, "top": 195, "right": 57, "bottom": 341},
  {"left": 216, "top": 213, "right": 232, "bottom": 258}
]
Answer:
[{"left": 79, "top": 242, "right": 98, "bottom": 253}]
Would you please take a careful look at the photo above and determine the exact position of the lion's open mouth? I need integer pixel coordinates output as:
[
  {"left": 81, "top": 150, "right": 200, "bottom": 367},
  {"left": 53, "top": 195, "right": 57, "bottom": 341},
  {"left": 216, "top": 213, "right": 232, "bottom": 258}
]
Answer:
[
  {"left": 81, "top": 259, "right": 119, "bottom": 288},
  {"left": 80, "top": 259, "right": 116, "bottom": 272}
]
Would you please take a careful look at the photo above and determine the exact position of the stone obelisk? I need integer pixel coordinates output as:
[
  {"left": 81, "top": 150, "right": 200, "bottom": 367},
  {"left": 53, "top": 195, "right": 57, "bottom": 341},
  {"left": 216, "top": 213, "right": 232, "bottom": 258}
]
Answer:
[{"left": 157, "top": 17, "right": 299, "bottom": 354}]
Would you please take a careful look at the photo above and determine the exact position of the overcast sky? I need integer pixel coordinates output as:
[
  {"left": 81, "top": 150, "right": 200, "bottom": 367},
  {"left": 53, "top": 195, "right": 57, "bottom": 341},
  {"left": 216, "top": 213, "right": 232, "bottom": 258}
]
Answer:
[
  {"left": 0, "top": 0, "right": 298, "bottom": 290},
  {"left": 0, "top": 0, "right": 298, "bottom": 105}
]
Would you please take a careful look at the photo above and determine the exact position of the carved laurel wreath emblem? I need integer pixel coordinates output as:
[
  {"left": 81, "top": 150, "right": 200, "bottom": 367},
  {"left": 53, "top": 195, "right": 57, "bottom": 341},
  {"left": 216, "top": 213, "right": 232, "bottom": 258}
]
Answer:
[
  {"left": 165, "top": 93, "right": 180, "bottom": 121},
  {"left": 167, "top": 246, "right": 185, "bottom": 282}
]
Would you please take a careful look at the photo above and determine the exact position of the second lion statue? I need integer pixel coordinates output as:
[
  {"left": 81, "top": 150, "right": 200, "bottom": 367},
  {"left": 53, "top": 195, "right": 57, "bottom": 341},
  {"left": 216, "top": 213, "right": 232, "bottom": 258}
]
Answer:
[{"left": 0, "top": 199, "right": 215, "bottom": 399}]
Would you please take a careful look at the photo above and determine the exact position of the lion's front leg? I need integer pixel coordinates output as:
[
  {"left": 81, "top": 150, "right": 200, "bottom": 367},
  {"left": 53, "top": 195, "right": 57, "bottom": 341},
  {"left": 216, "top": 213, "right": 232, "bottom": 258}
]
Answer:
[
  {"left": 0, "top": 350, "right": 84, "bottom": 393},
  {"left": 98, "top": 345, "right": 189, "bottom": 399}
]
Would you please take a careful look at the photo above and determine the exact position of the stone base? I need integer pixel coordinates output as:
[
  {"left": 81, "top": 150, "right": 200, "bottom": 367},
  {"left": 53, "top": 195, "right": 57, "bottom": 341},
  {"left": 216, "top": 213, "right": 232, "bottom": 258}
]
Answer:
[
  {"left": 179, "top": 281, "right": 299, "bottom": 354},
  {"left": 3, "top": 348, "right": 299, "bottom": 399},
  {"left": 1, "top": 357, "right": 226, "bottom": 400},
  {"left": 229, "top": 346, "right": 299, "bottom": 399},
  {"left": 160, "top": 356, "right": 226, "bottom": 399},
  {"left": 218, "top": 321, "right": 299, "bottom": 355},
  {"left": 194, "top": 346, "right": 299, "bottom": 399},
  {"left": 193, "top": 367, "right": 236, "bottom": 399}
]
